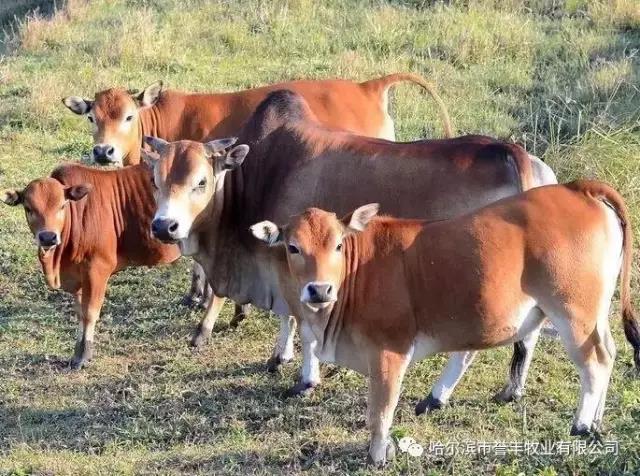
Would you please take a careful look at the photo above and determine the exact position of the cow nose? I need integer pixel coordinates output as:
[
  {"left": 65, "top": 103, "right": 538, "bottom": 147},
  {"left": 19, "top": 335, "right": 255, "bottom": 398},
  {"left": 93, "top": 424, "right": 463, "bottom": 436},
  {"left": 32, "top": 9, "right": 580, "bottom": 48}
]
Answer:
[
  {"left": 151, "top": 217, "right": 180, "bottom": 242},
  {"left": 37, "top": 231, "right": 58, "bottom": 247},
  {"left": 93, "top": 144, "right": 115, "bottom": 164},
  {"left": 304, "top": 282, "right": 335, "bottom": 303}
]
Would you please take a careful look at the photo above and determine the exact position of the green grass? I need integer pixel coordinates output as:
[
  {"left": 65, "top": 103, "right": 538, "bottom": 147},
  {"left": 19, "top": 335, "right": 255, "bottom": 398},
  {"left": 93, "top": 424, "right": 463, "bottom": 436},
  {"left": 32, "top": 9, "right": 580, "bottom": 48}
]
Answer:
[{"left": 1, "top": 0, "right": 639, "bottom": 474}]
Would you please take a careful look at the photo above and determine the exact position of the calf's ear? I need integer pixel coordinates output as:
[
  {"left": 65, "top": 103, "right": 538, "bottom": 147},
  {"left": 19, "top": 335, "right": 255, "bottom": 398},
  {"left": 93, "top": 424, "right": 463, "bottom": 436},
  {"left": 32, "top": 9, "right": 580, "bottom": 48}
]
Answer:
[
  {"left": 2, "top": 189, "right": 23, "bottom": 206},
  {"left": 134, "top": 81, "right": 163, "bottom": 108},
  {"left": 141, "top": 148, "right": 160, "bottom": 168},
  {"left": 250, "top": 221, "right": 283, "bottom": 246},
  {"left": 62, "top": 96, "right": 93, "bottom": 115},
  {"left": 65, "top": 184, "right": 92, "bottom": 201},
  {"left": 220, "top": 144, "right": 249, "bottom": 170},
  {"left": 204, "top": 137, "right": 238, "bottom": 157},
  {"left": 144, "top": 136, "right": 169, "bottom": 155},
  {"left": 343, "top": 203, "right": 379, "bottom": 232}
]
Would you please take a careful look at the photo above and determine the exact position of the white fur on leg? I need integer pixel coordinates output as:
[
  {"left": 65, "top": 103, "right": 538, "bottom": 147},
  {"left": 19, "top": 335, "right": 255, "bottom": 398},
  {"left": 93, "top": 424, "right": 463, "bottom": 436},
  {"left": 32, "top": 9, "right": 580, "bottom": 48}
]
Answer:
[
  {"left": 300, "top": 322, "right": 322, "bottom": 386},
  {"left": 430, "top": 351, "right": 477, "bottom": 403}
]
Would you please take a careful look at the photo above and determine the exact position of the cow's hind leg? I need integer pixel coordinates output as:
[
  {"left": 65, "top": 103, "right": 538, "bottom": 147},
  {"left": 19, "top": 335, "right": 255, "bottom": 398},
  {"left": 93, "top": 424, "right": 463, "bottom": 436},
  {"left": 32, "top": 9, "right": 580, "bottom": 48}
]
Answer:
[
  {"left": 182, "top": 262, "right": 208, "bottom": 308},
  {"left": 416, "top": 351, "right": 477, "bottom": 415},
  {"left": 71, "top": 262, "right": 110, "bottom": 370},
  {"left": 494, "top": 327, "right": 542, "bottom": 403},
  {"left": 229, "top": 304, "right": 250, "bottom": 328},
  {"left": 267, "top": 315, "right": 296, "bottom": 373},
  {"left": 191, "top": 294, "right": 226, "bottom": 349},
  {"left": 546, "top": 306, "right": 614, "bottom": 436},
  {"left": 367, "top": 349, "right": 410, "bottom": 466}
]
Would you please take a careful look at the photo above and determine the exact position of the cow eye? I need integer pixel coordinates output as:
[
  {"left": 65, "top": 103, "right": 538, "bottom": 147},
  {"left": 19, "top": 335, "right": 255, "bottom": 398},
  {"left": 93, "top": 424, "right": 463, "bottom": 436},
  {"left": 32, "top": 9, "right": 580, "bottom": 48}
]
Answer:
[
  {"left": 287, "top": 244, "right": 300, "bottom": 254},
  {"left": 150, "top": 176, "right": 157, "bottom": 189},
  {"left": 87, "top": 116, "right": 94, "bottom": 123},
  {"left": 198, "top": 178, "right": 206, "bottom": 188},
  {"left": 125, "top": 115, "right": 133, "bottom": 122},
  {"left": 336, "top": 242, "right": 343, "bottom": 252}
]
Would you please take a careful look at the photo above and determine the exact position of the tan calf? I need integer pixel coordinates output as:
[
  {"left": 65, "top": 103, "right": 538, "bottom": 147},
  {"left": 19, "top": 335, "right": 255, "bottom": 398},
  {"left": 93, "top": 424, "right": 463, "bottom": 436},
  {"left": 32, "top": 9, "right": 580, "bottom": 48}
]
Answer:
[
  {"left": 0, "top": 140, "right": 239, "bottom": 368},
  {"left": 251, "top": 181, "right": 640, "bottom": 466}
]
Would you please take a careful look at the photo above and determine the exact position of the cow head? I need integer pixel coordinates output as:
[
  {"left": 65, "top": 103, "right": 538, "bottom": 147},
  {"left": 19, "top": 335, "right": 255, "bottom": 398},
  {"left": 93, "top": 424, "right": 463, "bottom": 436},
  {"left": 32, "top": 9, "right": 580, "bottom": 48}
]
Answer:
[
  {"left": 251, "top": 204, "right": 379, "bottom": 313},
  {"left": 143, "top": 136, "right": 249, "bottom": 253},
  {"left": 2, "top": 178, "right": 91, "bottom": 256},
  {"left": 62, "top": 81, "right": 163, "bottom": 166}
]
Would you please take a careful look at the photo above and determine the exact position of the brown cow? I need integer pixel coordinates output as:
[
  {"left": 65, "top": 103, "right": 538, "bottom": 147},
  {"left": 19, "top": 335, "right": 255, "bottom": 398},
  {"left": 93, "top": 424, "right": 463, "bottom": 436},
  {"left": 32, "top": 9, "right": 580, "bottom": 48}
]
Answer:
[
  {"left": 252, "top": 181, "right": 640, "bottom": 465},
  {"left": 0, "top": 139, "right": 242, "bottom": 369},
  {"left": 62, "top": 73, "right": 452, "bottom": 166},
  {"left": 142, "top": 89, "right": 557, "bottom": 396}
]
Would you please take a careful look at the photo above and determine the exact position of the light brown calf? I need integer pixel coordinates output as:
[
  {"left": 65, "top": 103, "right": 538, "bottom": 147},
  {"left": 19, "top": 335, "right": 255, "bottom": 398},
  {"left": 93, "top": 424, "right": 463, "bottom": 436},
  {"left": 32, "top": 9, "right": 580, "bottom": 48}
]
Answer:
[
  {"left": 0, "top": 139, "right": 238, "bottom": 368},
  {"left": 252, "top": 181, "right": 640, "bottom": 466}
]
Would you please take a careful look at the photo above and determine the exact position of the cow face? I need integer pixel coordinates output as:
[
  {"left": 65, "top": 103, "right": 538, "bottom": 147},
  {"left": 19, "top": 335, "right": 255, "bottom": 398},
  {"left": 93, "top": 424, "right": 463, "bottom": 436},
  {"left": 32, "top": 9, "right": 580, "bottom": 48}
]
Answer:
[
  {"left": 144, "top": 137, "right": 249, "bottom": 251},
  {"left": 62, "top": 81, "right": 163, "bottom": 166},
  {"left": 2, "top": 178, "right": 91, "bottom": 255},
  {"left": 251, "top": 204, "right": 379, "bottom": 313}
]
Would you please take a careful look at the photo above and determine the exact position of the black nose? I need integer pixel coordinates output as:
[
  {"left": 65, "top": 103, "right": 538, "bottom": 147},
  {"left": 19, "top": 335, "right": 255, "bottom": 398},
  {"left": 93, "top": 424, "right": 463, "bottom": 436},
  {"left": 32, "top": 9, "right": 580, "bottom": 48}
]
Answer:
[
  {"left": 151, "top": 218, "right": 179, "bottom": 242},
  {"left": 93, "top": 145, "right": 115, "bottom": 164},
  {"left": 38, "top": 231, "right": 58, "bottom": 247},
  {"left": 307, "top": 283, "right": 334, "bottom": 303}
]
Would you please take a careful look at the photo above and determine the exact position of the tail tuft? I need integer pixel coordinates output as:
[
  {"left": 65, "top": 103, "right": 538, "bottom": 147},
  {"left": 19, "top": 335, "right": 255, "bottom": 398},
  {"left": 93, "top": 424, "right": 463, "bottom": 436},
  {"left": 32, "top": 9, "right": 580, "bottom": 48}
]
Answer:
[{"left": 623, "top": 308, "right": 640, "bottom": 371}]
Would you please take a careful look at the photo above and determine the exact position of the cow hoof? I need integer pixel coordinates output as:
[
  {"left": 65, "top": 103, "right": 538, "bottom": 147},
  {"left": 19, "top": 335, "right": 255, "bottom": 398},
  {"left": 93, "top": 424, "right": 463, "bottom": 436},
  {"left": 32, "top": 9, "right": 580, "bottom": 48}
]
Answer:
[
  {"left": 180, "top": 294, "right": 202, "bottom": 308},
  {"left": 285, "top": 381, "right": 316, "bottom": 398},
  {"left": 70, "top": 340, "right": 94, "bottom": 370},
  {"left": 415, "top": 393, "right": 445, "bottom": 415},
  {"left": 366, "top": 439, "right": 395, "bottom": 467},
  {"left": 570, "top": 423, "right": 591, "bottom": 437},
  {"left": 266, "top": 355, "right": 293, "bottom": 373},
  {"left": 190, "top": 332, "right": 209, "bottom": 350},
  {"left": 493, "top": 386, "right": 522, "bottom": 404},
  {"left": 69, "top": 356, "right": 87, "bottom": 370}
]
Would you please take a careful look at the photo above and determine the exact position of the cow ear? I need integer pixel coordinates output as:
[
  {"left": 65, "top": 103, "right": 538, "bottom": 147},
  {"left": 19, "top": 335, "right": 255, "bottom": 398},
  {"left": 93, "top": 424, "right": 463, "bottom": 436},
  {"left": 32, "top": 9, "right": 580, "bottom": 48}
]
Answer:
[
  {"left": 250, "top": 220, "right": 283, "bottom": 246},
  {"left": 65, "top": 184, "right": 92, "bottom": 201},
  {"left": 204, "top": 137, "right": 238, "bottom": 157},
  {"left": 62, "top": 96, "right": 93, "bottom": 115},
  {"left": 134, "top": 81, "right": 163, "bottom": 108},
  {"left": 144, "top": 136, "right": 169, "bottom": 155},
  {"left": 141, "top": 148, "right": 160, "bottom": 167},
  {"left": 2, "top": 189, "right": 23, "bottom": 206},
  {"left": 342, "top": 203, "right": 379, "bottom": 232},
  {"left": 220, "top": 144, "right": 249, "bottom": 170}
]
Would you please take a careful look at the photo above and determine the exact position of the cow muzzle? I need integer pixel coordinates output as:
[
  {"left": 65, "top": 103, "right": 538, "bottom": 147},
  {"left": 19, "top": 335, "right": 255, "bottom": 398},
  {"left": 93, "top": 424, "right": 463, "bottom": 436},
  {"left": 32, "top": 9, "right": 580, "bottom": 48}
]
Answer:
[
  {"left": 37, "top": 230, "right": 60, "bottom": 251},
  {"left": 301, "top": 281, "right": 337, "bottom": 311},
  {"left": 151, "top": 217, "right": 181, "bottom": 243},
  {"left": 92, "top": 144, "right": 119, "bottom": 165}
]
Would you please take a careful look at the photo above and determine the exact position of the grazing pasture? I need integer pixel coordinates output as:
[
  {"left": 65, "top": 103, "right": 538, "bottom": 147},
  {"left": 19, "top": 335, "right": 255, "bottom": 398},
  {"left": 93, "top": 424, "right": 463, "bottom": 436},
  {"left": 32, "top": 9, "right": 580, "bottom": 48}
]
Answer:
[{"left": 0, "top": 0, "right": 639, "bottom": 474}]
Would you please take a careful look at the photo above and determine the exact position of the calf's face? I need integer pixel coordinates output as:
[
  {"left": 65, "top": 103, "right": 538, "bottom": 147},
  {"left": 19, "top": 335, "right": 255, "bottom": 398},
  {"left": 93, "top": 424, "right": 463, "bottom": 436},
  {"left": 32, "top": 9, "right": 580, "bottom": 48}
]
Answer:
[
  {"left": 251, "top": 204, "right": 379, "bottom": 312},
  {"left": 62, "top": 82, "right": 163, "bottom": 166},
  {"left": 2, "top": 178, "right": 91, "bottom": 255},
  {"left": 144, "top": 136, "right": 249, "bottom": 248}
]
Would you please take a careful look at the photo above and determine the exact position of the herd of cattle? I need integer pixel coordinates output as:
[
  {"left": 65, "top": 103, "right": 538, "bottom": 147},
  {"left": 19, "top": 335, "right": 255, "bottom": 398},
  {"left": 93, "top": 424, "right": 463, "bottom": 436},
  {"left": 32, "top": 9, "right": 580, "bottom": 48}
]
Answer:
[{"left": 2, "top": 73, "right": 639, "bottom": 466}]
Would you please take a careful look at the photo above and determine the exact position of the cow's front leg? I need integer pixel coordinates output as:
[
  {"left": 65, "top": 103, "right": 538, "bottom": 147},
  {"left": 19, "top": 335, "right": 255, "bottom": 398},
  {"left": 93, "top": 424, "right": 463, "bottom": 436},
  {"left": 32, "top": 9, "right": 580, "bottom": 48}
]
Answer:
[
  {"left": 367, "top": 349, "right": 410, "bottom": 467},
  {"left": 286, "top": 320, "right": 320, "bottom": 397},
  {"left": 267, "top": 314, "right": 296, "bottom": 372},
  {"left": 71, "top": 262, "right": 110, "bottom": 370},
  {"left": 191, "top": 294, "right": 226, "bottom": 349}
]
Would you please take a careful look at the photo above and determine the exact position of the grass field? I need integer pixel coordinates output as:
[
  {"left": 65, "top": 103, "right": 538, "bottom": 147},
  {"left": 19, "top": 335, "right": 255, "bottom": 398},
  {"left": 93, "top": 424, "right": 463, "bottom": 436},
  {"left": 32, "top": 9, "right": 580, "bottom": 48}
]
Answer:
[{"left": 1, "top": 0, "right": 640, "bottom": 474}]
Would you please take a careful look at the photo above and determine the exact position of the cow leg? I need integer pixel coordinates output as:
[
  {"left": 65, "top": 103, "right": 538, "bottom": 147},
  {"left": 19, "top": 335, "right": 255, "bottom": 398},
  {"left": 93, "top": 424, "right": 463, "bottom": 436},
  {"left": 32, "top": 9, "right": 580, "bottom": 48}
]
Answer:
[
  {"left": 182, "top": 262, "right": 208, "bottom": 308},
  {"left": 191, "top": 294, "right": 226, "bottom": 349},
  {"left": 545, "top": 305, "right": 614, "bottom": 436},
  {"left": 230, "top": 303, "right": 250, "bottom": 328},
  {"left": 267, "top": 314, "right": 296, "bottom": 372},
  {"left": 286, "top": 319, "right": 320, "bottom": 397},
  {"left": 71, "top": 264, "right": 109, "bottom": 370},
  {"left": 494, "top": 330, "right": 541, "bottom": 403},
  {"left": 367, "top": 349, "right": 410, "bottom": 467},
  {"left": 415, "top": 351, "right": 477, "bottom": 415}
]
